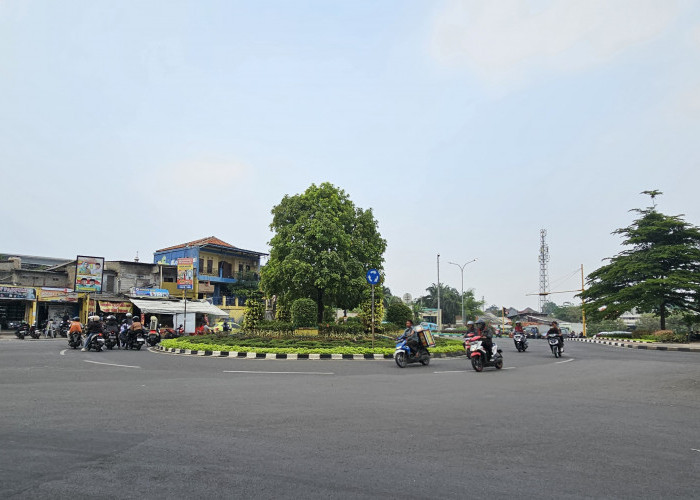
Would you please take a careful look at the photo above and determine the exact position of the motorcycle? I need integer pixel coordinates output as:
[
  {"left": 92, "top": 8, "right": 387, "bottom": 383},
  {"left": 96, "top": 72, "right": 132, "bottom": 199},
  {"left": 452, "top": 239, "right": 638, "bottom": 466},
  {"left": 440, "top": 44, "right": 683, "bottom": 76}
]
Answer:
[
  {"left": 58, "top": 321, "right": 70, "bottom": 338},
  {"left": 104, "top": 327, "right": 119, "bottom": 350},
  {"left": 463, "top": 334, "right": 477, "bottom": 359},
  {"left": 468, "top": 336, "right": 503, "bottom": 372},
  {"left": 146, "top": 330, "right": 160, "bottom": 347},
  {"left": 548, "top": 334, "right": 563, "bottom": 358},
  {"left": 394, "top": 334, "right": 431, "bottom": 368},
  {"left": 513, "top": 332, "right": 528, "bottom": 352},
  {"left": 15, "top": 322, "right": 41, "bottom": 340},
  {"left": 84, "top": 332, "right": 106, "bottom": 352},
  {"left": 68, "top": 331, "right": 83, "bottom": 349},
  {"left": 124, "top": 330, "right": 146, "bottom": 350}
]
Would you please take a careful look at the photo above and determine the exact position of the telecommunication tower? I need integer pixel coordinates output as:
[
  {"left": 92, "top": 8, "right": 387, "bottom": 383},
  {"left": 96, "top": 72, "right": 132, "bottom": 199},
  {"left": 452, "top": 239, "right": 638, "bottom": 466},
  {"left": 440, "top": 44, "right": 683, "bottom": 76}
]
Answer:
[{"left": 538, "top": 229, "right": 550, "bottom": 312}]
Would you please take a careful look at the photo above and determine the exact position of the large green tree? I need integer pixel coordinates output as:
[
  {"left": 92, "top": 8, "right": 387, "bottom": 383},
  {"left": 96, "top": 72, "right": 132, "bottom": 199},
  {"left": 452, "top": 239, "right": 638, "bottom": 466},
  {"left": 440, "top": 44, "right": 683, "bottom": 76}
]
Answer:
[
  {"left": 581, "top": 192, "right": 700, "bottom": 329},
  {"left": 419, "top": 284, "right": 483, "bottom": 324},
  {"left": 260, "top": 183, "right": 386, "bottom": 324}
]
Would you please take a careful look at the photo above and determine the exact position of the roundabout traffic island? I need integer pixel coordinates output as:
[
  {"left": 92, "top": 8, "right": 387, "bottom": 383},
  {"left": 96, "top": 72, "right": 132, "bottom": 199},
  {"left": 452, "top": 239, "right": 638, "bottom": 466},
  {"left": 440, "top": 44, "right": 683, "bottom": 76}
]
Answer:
[{"left": 155, "top": 334, "right": 466, "bottom": 360}]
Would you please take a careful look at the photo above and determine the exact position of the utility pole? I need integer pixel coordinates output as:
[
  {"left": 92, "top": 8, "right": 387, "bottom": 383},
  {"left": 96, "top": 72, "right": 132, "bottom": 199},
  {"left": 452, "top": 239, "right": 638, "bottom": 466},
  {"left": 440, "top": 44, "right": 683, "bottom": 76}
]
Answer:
[
  {"left": 448, "top": 258, "right": 477, "bottom": 325},
  {"left": 436, "top": 254, "right": 440, "bottom": 331},
  {"left": 581, "top": 264, "right": 587, "bottom": 337}
]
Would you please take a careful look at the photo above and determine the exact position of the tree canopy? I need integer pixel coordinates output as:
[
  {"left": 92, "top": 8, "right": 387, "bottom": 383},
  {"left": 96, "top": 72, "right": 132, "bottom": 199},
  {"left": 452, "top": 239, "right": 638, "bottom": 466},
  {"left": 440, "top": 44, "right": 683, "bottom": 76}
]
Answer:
[
  {"left": 581, "top": 192, "right": 700, "bottom": 329},
  {"left": 419, "top": 284, "right": 483, "bottom": 324},
  {"left": 260, "top": 182, "right": 386, "bottom": 323}
]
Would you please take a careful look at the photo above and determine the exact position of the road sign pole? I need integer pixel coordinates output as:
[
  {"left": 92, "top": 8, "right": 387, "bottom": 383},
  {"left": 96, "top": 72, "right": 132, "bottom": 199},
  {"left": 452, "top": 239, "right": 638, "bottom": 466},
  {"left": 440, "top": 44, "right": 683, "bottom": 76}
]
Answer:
[{"left": 371, "top": 284, "right": 375, "bottom": 349}]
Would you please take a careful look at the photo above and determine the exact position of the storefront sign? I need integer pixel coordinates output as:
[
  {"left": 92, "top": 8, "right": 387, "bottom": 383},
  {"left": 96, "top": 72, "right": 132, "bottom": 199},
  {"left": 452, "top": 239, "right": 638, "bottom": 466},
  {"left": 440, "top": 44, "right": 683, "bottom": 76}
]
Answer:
[
  {"left": 38, "top": 288, "right": 78, "bottom": 302},
  {"left": 177, "top": 258, "right": 194, "bottom": 290},
  {"left": 0, "top": 285, "right": 36, "bottom": 300},
  {"left": 130, "top": 288, "right": 170, "bottom": 298},
  {"left": 98, "top": 301, "right": 133, "bottom": 314},
  {"left": 75, "top": 256, "right": 105, "bottom": 293}
]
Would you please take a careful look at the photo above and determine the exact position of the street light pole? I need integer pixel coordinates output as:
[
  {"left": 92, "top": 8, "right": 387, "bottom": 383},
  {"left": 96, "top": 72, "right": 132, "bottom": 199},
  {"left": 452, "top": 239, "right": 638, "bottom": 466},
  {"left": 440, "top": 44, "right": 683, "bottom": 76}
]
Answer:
[
  {"left": 448, "top": 258, "right": 477, "bottom": 325},
  {"left": 436, "top": 254, "right": 440, "bottom": 331}
]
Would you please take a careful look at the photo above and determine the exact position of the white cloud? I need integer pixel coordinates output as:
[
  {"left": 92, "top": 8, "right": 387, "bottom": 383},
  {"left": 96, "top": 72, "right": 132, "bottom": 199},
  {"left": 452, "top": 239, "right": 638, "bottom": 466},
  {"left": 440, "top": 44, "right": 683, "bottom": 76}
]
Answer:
[{"left": 431, "top": 0, "right": 680, "bottom": 84}]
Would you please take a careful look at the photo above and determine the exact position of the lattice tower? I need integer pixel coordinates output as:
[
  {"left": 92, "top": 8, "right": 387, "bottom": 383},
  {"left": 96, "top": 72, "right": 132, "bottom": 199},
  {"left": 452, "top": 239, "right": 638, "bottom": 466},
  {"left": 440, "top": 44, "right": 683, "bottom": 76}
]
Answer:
[{"left": 539, "top": 229, "right": 550, "bottom": 312}]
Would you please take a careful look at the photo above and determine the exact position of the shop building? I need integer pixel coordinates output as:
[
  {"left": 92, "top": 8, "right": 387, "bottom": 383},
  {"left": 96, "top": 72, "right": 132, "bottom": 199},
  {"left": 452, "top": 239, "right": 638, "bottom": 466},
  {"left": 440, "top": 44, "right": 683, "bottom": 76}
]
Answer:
[{"left": 153, "top": 236, "right": 267, "bottom": 302}]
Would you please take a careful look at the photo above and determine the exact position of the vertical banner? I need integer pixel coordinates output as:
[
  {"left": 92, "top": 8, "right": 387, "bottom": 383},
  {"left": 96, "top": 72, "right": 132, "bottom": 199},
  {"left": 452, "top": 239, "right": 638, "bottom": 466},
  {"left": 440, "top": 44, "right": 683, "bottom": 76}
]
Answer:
[
  {"left": 177, "top": 258, "right": 194, "bottom": 289},
  {"left": 75, "top": 256, "right": 105, "bottom": 293}
]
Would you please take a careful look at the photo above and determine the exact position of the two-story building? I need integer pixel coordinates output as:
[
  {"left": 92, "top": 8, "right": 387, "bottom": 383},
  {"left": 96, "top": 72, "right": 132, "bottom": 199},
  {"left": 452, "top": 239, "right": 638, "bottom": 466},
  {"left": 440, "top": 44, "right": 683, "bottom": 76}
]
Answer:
[{"left": 153, "top": 236, "right": 267, "bottom": 303}]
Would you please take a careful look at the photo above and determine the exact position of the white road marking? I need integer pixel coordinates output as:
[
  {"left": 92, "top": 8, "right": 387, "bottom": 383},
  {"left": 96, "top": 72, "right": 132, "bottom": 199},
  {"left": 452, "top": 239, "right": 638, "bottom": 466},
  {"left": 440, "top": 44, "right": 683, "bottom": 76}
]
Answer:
[
  {"left": 223, "top": 370, "right": 333, "bottom": 375},
  {"left": 60, "top": 349, "right": 66, "bottom": 356},
  {"left": 502, "top": 367, "right": 516, "bottom": 370},
  {"left": 434, "top": 370, "right": 468, "bottom": 373},
  {"left": 84, "top": 360, "right": 140, "bottom": 369},
  {"left": 556, "top": 358, "right": 574, "bottom": 364},
  {"left": 692, "top": 449, "right": 700, "bottom": 453}
]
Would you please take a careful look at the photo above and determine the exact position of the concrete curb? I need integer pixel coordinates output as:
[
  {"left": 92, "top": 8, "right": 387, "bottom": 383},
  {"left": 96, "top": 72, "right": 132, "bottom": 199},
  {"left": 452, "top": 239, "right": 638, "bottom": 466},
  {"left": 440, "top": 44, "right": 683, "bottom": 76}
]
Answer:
[
  {"left": 153, "top": 344, "right": 465, "bottom": 360},
  {"left": 571, "top": 338, "right": 700, "bottom": 352}
]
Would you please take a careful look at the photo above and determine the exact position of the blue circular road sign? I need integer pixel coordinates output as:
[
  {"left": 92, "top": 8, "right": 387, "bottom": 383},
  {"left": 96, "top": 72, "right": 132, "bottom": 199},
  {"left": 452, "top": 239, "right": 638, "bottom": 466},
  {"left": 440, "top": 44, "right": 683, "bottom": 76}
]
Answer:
[{"left": 366, "top": 268, "right": 380, "bottom": 285}]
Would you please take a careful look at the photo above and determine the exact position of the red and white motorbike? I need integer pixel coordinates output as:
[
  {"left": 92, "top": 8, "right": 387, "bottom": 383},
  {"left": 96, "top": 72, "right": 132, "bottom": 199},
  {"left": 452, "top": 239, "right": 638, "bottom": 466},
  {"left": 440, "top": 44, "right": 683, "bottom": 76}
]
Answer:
[{"left": 467, "top": 336, "right": 504, "bottom": 372}]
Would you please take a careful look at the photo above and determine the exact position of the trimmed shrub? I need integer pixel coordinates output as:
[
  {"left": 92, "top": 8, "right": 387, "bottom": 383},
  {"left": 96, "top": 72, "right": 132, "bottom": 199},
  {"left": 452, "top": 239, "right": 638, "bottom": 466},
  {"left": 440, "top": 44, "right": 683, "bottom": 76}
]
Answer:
[
  {"left": 385, "top": 302, "right": 413, "bottom": 326},
  {"left": 291, "top": 298, "right": 317, "bottom": 328},
  {"left": 242, "top": 290, "right": 265, "bottom": 330},
  {"left": 653, "top": 330, "right": 686, "bottom": 343}
]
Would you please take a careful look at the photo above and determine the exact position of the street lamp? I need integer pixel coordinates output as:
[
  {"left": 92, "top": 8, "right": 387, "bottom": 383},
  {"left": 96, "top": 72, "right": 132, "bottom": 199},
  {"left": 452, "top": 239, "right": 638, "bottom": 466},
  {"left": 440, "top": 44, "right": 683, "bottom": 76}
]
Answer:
[{"left": 448, "top": 258, "right": 477, "bottom": 325}]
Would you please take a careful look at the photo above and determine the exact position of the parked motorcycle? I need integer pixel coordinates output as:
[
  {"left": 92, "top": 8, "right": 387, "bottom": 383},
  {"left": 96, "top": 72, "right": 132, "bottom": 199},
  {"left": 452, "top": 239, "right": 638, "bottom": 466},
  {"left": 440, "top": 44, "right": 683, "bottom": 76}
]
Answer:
[
  {"left": 394, "top": 334, "right": 431, "bottom": 368},
  {"left": 513, "top": 333, "right": 528, "bottom": 352},
  {"left": 548, "top": 334, "right": 563, "bottom": 358},
  {"left": 468, "top": 336, "right": 503, "bottom": 372},
  {"left": 15, "top": 322, "right": 40, "bottom": 340}
]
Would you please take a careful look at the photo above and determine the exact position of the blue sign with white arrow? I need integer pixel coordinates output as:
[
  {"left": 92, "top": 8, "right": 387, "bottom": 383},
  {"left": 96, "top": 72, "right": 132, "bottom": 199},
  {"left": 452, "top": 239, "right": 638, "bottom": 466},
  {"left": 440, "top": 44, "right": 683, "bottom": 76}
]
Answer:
[{"left": 366, "top": 268, "right": 380, "bottom": 285}]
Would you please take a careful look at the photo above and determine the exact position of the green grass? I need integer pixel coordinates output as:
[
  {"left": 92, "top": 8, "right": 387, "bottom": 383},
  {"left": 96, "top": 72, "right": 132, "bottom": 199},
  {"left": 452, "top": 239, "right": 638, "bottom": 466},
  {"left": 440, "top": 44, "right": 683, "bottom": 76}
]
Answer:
[{"left": 160, "top": 334, "right": 465, "bottom": 355}]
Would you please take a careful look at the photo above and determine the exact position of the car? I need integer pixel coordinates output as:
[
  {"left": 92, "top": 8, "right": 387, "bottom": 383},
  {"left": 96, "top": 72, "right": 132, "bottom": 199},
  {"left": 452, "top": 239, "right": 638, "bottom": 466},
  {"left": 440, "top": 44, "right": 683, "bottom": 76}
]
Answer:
[{"left": 420, "top": 322, "right": 438, "bottom": 333}]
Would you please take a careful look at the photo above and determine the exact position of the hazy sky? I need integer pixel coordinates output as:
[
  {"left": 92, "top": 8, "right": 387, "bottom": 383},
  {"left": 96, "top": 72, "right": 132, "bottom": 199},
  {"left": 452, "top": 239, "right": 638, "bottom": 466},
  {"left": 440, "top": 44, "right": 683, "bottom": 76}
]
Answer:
[{"left": 2, "top": 0, "right": 699, "bottom": 310}]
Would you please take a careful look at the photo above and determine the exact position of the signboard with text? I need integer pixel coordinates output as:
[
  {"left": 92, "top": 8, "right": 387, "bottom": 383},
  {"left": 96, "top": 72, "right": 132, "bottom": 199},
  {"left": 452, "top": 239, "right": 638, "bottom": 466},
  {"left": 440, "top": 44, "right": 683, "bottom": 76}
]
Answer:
[
  {"left": 129, "top": 288, "right": 170, "bottom": 298},
  {"left": 177, "top": 258, "right": 194, "bottom": 290}
]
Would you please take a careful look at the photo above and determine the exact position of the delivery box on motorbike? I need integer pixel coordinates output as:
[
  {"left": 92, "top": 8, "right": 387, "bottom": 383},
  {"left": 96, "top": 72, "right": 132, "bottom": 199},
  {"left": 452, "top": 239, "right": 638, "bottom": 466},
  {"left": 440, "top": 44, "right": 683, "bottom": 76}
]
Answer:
[{"left": 414, "top": 326, "right": 436, "bottom": 348}]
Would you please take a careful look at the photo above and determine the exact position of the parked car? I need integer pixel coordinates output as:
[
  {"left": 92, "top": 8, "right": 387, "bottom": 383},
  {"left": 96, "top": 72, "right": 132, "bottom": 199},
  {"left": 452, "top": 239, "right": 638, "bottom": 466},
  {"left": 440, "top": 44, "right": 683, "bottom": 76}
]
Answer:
[{"left": 420, "top": 322, "right": 438, "bottom": 333}]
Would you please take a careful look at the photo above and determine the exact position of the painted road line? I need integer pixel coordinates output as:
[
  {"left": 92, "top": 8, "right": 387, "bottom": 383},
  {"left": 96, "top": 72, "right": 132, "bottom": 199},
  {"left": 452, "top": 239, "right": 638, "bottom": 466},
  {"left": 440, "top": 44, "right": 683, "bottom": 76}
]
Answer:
[
  {"left": 223, "top": 370, "right": 333, "bottom": 375},
  {"left": 692, "top": 449, "right": 700, "bottom": 453},
  {"left": 556, "top": 358, "right": 574, "bottom": 364},
  {"left": 434, "top": 370, "right": 468, "bottom": 374},
  {"left": 60, "top": 349, "right": 66, "bottom": 356},
  {"left": 84, "top": 360, "right": 141, "bottom": 369}
]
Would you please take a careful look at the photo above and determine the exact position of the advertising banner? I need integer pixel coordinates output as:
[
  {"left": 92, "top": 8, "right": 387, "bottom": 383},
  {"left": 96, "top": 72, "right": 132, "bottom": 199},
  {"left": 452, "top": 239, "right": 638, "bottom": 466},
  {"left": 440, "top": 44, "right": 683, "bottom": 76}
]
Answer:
[
  {"left": 177, "top": 258, "right": 194, "bottom": 289},
  {"left": 75, "top": 256, "right": 104, "bottom": 293},
  {"left": 38, "top": 288, "right": 78, "bottom": 302},
  {"left": 0, "top": 285, "right": 36, "bottom": 300},
  {"left": 130, "top": 288, "right": 170, "bottom": 298},
  {"left": 98, "top": 301, "right": 133, "bottom": 314}
]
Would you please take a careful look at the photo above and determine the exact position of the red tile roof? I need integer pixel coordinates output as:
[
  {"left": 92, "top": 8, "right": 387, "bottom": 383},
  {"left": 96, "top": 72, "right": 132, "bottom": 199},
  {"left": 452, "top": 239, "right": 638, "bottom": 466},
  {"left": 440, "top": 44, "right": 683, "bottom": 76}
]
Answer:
[{"left": 156, "top": 236, "right": 237, "bottom": 253}]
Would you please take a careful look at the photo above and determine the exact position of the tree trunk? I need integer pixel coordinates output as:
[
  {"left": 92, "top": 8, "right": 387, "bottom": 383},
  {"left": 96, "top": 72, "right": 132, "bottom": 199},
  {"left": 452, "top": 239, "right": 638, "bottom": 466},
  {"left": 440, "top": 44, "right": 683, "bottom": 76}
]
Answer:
[
  {"left": 660, "top": 303, "right": 666, "bottom": 330},
  {"left": 316, "top": 288, "right": 324, "bottom": 325}
]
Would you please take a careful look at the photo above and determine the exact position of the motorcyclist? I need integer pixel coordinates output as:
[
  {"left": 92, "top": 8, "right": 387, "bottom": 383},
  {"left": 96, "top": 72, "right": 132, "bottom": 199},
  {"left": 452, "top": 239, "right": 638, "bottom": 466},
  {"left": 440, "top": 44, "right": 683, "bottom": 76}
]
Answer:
[
  {"left": 475, "top": 319, "right": 494, "bottom": 360},
  {"left": 128, "top": 316, "right": 144, "bottom": 345},
  {"left": 104, "top": 315, "right": 120, "bottom": 348},
  {"left": 463, "top": 320, "right": 476, "bottom": 352},
  {"left": 547, "top": 321, "right": 564, "bottom": 352},
  {"left": 400, "top": 319, "right": 421, "bottom": 357},
  {"left": 223, "top": 319, "right": 231, "bottom": 333},
  {"left": 81, "top": 315, "right": 102, "bottom": 351},
  {"left": 69, "top": 316, "right": 82, "bottom": 343}
]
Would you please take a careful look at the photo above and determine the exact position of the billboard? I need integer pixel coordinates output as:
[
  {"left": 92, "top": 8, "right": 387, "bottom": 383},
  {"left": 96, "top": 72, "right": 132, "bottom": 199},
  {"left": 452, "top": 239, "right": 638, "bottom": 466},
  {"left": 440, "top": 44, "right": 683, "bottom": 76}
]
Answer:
[
  {"left": 75, "top": 256, "right": 104, "bottom": 293},
  {"left": 177, "top": 258, "right": 194, "bottom": 289}
]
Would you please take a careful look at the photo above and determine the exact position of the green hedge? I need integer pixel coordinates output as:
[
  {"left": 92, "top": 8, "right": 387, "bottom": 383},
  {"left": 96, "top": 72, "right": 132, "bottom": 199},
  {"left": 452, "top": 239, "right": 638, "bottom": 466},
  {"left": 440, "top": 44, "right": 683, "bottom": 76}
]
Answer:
[{"left": 160, "top": 335, "right": 464, "bottom": 355}]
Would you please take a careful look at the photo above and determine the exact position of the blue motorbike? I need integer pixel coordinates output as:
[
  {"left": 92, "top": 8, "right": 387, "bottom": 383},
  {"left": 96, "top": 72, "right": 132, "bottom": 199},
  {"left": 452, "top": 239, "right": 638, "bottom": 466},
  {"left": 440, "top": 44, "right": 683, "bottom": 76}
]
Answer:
[{"left": 394, "top": 334, "right": 431, "bottom": 368}]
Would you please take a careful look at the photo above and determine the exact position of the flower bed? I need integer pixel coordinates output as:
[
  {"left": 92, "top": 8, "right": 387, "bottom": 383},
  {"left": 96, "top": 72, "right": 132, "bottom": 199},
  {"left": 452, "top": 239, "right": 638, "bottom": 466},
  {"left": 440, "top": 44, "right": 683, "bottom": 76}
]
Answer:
[{"left": 160, "top": 334, "right": 465, "bottom": 355}]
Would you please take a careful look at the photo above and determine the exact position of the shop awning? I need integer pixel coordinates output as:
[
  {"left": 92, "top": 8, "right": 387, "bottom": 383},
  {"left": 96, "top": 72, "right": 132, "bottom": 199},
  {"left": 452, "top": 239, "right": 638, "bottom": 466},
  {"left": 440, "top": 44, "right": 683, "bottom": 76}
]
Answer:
[{"left": 129, "top": 299, "right": 229, "bottom": 317}]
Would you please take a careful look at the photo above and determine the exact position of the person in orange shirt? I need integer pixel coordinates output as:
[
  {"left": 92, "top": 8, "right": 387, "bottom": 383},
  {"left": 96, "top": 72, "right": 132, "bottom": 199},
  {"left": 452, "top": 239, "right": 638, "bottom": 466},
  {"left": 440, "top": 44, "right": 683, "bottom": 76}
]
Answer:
[{"left": 69, "top": 316, "right": 83, "bottom": 345}]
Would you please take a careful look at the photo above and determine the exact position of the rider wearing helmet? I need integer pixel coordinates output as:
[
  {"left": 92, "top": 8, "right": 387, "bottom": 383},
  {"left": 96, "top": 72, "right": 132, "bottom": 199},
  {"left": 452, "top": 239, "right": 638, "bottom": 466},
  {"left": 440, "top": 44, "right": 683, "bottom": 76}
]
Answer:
[
  {"left": 475, "top": 318, "right": 494, "bottom": 360},
  {"left": 69, "top": 316, "right": 82, "bottom": 334},
  {"left": 547, "top": 321, "right": 564, "bottom": 351},
  {"left": 81, "top": 314, "right": 102, "bottom": 351}
]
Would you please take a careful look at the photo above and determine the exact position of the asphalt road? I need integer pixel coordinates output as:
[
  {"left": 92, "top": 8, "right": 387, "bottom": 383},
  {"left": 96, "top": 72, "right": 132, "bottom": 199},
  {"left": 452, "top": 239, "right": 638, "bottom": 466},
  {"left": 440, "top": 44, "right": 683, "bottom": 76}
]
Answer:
[{"left": 1, "top": 338, "right": 698, "bottom": 499}]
